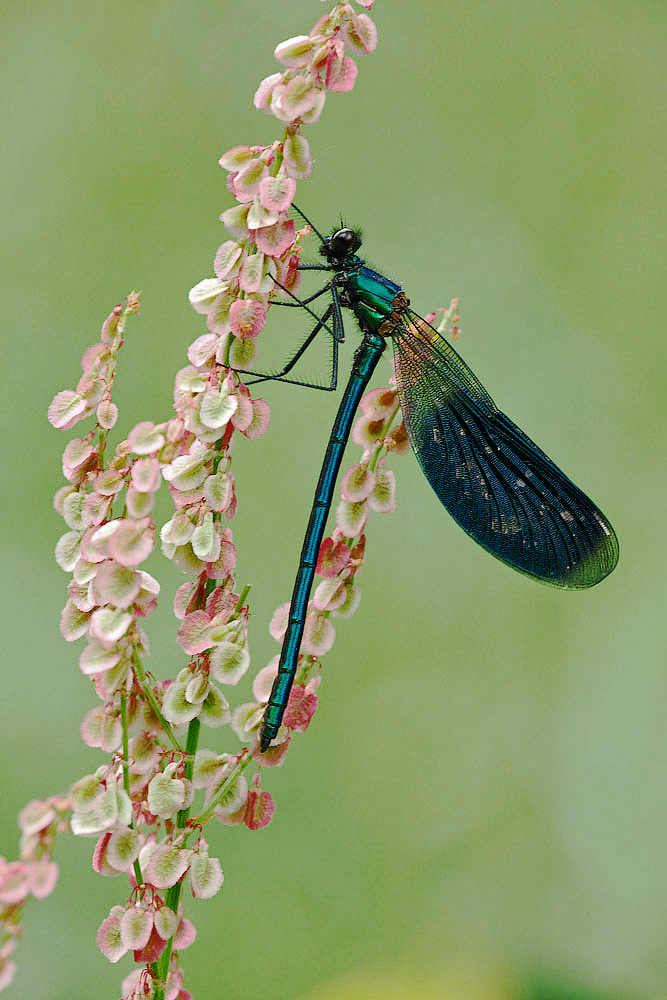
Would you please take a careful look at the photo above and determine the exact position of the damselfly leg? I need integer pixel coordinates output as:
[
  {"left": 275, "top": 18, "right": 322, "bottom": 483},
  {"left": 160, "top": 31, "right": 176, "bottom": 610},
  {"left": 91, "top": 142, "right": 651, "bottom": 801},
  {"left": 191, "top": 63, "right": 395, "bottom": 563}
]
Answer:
[{"left": 234, "top": 273, "right": 346, "bottom": 392}]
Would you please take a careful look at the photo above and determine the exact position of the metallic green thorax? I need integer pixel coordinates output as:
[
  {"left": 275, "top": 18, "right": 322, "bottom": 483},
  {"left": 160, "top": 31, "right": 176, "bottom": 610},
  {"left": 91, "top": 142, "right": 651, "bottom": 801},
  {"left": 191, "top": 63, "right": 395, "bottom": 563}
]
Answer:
[{"left": 343, "top": 259, "right": 403, "bottom": 334}]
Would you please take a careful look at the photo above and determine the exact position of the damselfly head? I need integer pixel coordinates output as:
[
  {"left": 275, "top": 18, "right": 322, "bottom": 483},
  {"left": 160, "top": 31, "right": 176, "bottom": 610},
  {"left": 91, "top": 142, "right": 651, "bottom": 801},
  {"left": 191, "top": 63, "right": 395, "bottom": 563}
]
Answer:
[{"left": 320, "top": 227, "right": 362, "bottom": 264}]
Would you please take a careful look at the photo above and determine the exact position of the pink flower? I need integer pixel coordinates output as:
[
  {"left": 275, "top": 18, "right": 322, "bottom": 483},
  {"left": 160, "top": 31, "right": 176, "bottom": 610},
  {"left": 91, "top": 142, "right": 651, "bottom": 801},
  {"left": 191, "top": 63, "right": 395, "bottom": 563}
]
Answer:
[
  {"left": 177, "top": 611, "right": 216, "bottom": 655},
  {"left": 218, "top": 145, "right": 262, "bottom": 172},
  {"left": 121, "top": 904, "right": 154, "bottom": 951},
  {"left": 343, "top": 13, "right": 378, "bottom": 55},
  {"left": 0, "top": 861, "right": 30, "bottom": 905},
  {"left": 133, "top": 924, "right": 168, "bottom": 964},
  {"left": 283, "top": 685, "right": 318, "bottom": 733},
  {"left": 276, "top": 77, "right": 323, "bottom": 121},
  {"left": 243, "top": 774, "right": 275, "bottom": 830},
  {"left": 259, "top": 174, "right": 296, "bottom": 213},
  {"left": 189, "top": 852, "right": 224, "bottom": 899},
  {"left": 97, "top": 907, "right": 127, "bottom": 963},
  {"left": 312, "top": 577, "right": 348, "bottom": 612},
  {"left": 274, "top": 35, "right": 314, "bottom": 67},
  {"left": 326, "top": 54, "right": 358, "bottom": 93},
  {"left": 253, "top": 73, "right": 283, "bottom": 111},
  {"left": 175, "top": 605, "right": 241, "bottom": 655},
  {"left": 341, "top": 462, "right": 376, "bottom": 502},
  {"left": 214, "top": 240, "right": 243, "bottom": 279},
  {"left": 315, "top": 536, "right": 350, "bottom": 577},
  {"left": 48, "top": 390, "right": 89, "bottom": 429},
  {"left": 143, "top": 844, "right": 191, "bottom": 889},
  {"left": 282, "top": 133, "right": 312, "bottom": 178},
  {"left": 336, "top": 497, "right": 369, "bottom": 536},
  {"left": 229, "top": 298, "right": 267, "bottom": 339},
  {"left": 228, "top": 161, "right": 268, "bottom": 202},
  {"left": 127, "top": 420, "right": 165, "bottom": 454},
  {"left": 303, "top": 608, "right": 335, "bottom": 656},
  {"left": 255, "top": 218, "right": 295, "bottom": 257},
  {"left": 18, "top": 799, "right": 56, "bottom": 836}
]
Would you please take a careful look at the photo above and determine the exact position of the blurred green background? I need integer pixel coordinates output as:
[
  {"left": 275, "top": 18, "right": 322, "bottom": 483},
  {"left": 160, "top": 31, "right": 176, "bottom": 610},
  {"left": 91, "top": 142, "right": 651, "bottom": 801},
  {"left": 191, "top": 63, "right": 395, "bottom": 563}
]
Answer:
[{"left": 1, "top": 0, "right": 665, "bottom": 997}]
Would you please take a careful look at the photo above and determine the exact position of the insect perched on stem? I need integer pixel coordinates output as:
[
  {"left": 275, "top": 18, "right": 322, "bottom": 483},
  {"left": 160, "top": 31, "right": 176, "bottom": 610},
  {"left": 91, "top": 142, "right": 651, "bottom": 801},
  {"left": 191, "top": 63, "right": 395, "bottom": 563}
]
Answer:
[{"left": 242, "top": 208, "right": 618, "bottom": 751}]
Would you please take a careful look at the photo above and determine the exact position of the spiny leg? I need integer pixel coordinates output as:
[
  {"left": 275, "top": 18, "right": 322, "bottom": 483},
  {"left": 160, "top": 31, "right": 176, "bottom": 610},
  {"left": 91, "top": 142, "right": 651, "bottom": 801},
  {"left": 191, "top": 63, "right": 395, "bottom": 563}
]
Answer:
[
  {"left": 256, "top": 275, "right": 346, "bottom": 390},
  {"left": 244, "top": 303, "right": 338, "bottom": 390},
  {"left": 237, "top": 275, "right": 343, "bottom": 390},
  {"left": 272, "top": 283, "right": 334, "bottom": 308}
]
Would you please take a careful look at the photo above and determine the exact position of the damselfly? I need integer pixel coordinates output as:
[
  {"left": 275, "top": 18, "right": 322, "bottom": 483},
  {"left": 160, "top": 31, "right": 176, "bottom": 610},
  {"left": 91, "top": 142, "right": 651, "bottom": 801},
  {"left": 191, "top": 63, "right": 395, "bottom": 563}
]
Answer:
[{"left": 245, "top": 210, "right": 618, "bottom": 750}]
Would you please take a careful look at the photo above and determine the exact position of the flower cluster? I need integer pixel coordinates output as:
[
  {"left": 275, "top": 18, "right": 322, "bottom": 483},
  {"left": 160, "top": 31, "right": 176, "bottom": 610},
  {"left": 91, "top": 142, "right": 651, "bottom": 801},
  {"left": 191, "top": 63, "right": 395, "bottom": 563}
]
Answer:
[
  {"left": 424, "top": 297, "right": 461, "bottom": 341},
  {"left": 0, "top": 800, "right": 63, "bottom": 990},
  {"left": 45, "top": 296, "right": 253, "bottom": 996},
  {"left": 188, "top": 0, "right": 377, "bottom": 369}
]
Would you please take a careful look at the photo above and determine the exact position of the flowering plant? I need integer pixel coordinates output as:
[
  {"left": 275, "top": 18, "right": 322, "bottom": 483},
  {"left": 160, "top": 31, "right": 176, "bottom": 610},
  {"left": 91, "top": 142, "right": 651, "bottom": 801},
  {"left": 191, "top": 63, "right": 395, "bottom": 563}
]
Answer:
[
  {"left": 1, "top": 0, "right": 465, "bottom": 992},
  {"left": 0, "top": 3, "right": 425, "bottom": 998}
]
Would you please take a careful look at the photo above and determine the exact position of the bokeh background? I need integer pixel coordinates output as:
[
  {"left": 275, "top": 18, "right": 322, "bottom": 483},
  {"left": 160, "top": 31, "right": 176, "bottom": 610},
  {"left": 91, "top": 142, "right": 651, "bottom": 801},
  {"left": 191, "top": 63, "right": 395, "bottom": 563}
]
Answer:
[{"left": 1, "top": 1, "right": 665, "bottom": 997}]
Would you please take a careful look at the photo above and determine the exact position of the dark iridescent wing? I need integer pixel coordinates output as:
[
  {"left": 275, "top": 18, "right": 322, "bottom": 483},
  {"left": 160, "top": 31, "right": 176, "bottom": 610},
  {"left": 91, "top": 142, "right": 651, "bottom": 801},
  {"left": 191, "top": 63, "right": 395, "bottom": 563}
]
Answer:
[{"left": 392, "top": 310, "right": 618, "bottom": 588}]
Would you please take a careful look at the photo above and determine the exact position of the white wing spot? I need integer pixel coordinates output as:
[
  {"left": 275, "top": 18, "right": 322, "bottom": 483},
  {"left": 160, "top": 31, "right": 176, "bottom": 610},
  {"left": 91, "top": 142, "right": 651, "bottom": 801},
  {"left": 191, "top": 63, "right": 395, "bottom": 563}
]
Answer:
[{"left": 593, "top": 512, "right": 611, "bottom": 536}]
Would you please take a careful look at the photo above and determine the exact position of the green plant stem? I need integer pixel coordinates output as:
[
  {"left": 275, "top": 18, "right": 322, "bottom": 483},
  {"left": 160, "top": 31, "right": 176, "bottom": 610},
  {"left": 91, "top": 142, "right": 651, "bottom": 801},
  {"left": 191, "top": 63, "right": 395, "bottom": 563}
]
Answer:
[
  {"left": 369, "top": 403, "right": 400, "bottom": 473},
  {"left": 132, "top": 647, "right": 182, "bottom": 751},
  {"left": 153, "top": 718, "right": 201, "bottom": 998},
  {"left": 151, "top": 588, "right": 251, "bottom": 996},
  {"left": 177, "top": 718, "right": 201, "bottom": 829},
  {"left": 197, "top": 749, "right": 252, "bottom": 827},
  {"left": 120, "top": 691, "right": 145, "bottom": 888},
  {"left": 235, "top": 584, "right": 251, "bottom": 615},
  {"left": 120, "top": 692, "right": 131, "bottom": 799}
]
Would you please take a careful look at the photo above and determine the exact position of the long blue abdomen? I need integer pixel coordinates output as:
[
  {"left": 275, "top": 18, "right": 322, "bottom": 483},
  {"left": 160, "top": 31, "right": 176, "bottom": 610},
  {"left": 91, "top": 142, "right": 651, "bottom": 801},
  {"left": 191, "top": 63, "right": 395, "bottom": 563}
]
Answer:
[{"left": 259, "top": 329, "right": 388, "bottom": 749}]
